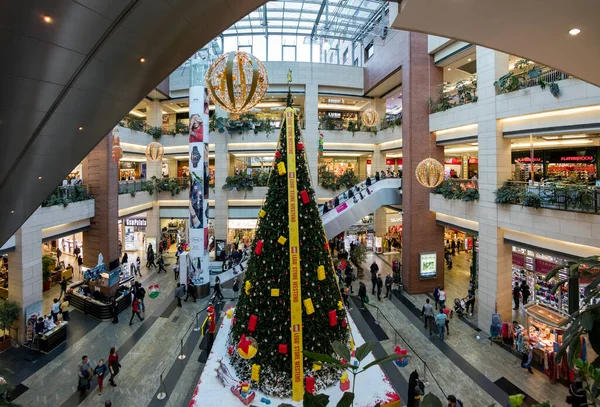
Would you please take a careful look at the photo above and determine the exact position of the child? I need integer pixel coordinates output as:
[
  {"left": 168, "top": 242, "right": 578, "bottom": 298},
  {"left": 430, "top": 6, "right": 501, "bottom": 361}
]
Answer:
[{"left": 95, "top": 359, "right": 108, "bottom": 395}]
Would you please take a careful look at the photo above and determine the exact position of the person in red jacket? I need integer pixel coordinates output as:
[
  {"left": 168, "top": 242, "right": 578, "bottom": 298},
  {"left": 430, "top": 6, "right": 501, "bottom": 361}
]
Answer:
[
  {"left": 207, "top": 306, "right": 216, "bottom": 351},
  {"left": 108, "top": 347, "right": 120, "bottom": 387},
  {"left": 129, "top": 297, "right": 144, "bottom": 326}
]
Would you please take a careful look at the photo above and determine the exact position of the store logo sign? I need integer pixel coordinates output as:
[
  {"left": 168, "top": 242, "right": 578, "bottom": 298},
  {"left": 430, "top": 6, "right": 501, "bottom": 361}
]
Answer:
[
  {"left": 560, "top": 155, "right": 593, "bottom": 162},
  {"left": 125, "top": 218, "right": 147, "bottom": 227},
  {"left": 390, "top": 218, "right": 402, "bottom": 223}
]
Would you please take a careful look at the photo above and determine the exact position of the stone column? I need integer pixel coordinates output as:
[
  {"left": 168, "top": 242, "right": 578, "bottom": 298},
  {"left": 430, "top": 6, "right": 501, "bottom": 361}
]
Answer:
[
  {"left": 475, "top": 47, "right": 512, "bottom": 329},
  {"left": 145, "top": 99, "right": 163, "bottom": 129},
  {"left": 82, "top": 134, "right": 119, "bottom": 269},
  {"left": 213, "top": 132, "right": 229, "bottom": 243},
  {"left": 304, "top": 84, "right": 320, "bottom": 194},
  {"left": 8, "top": 225, "right": 42, "bottom": 342},
  {"left": 401, "top": 32, "right": 445, "bottom": 294},
  {"left": 374, "top": 207, "right": 387, "bottom": 237}
]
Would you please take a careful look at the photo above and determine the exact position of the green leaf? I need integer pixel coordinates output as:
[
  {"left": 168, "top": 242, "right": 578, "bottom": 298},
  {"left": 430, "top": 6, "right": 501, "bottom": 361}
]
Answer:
[
  {"left": 582, "top": 312, "right": 597, "bottom": 331},
  {"left": 354, "top": 342, "right": 375, "bottom": 362},
  {"left": 361, "top": 353, "right": 404, "bottom": 371},
  {"left": 303, "top": 350, "right": 347, "bottom": 369},
  {"left": 421, "top": 393, "right": 444, "bottom": 407},
  {"left": 331, "top": 341, "right": 351, "bottom": 362},
  {"left": 303, "top": 392, "right": 330, "bottom": 407},
  {"left": 336, "top": 392, "right": 355, "bottom": 407}
]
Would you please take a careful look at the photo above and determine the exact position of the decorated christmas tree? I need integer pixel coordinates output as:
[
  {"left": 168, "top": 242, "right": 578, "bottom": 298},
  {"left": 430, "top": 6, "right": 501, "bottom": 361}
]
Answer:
[{"left": 229, "top": 89, "right": 349, "bottom": 399}]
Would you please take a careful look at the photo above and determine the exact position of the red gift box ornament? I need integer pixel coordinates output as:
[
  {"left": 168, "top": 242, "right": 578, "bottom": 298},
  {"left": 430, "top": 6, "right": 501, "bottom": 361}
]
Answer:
[
  {"left": 255, "top": 240, "right": 264, "bottom": 255},
  {"left": 305, "top": 376, "right": 315, "bottom": 393},
  {"left": 324, "top": 242, "right": 329, "bottom": 250},
  {"left": 278, "top": 344, "right": 288, "bottom": 354},
  {"left": 238, "top": 334, "right": 250, "bottom": 353},
  {"left": 341, "top": 319, "right": 347, "bottom": 328},
  {"left": 248, "top": 315, "right": 258, "bottom": 331},
  {"left": 300, "top": 190, "right": 310, "bottom": 204},
  {"left": 297, "top": 143, "right": 304, "bottom": 151},
  {"left": 275, "top": 151, "right": 281, "bottom": 159},
  {"left": 228, "top": 345, "right": 234, "bottom": 355},
  {"left": 328, "top": 310, "right": 337, "bottom": 326}
]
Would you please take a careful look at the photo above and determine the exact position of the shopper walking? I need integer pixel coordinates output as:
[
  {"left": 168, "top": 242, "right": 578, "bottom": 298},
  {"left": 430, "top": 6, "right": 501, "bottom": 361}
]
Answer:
[
  {"left": 121, "top": 252, "right": 128, "bottom": 265},
  {"left": 157, "top": 255, "right": 167, "bottom": 273},
  {"left": 341, "top": 287, "right": 350, "bottom": 309},
  {"left": 184, "top": 280, "right": 197, "bottom": 303},
  {"left": 521, "top": 345, "right": 534, "bottom": 374},
  {"left": 421, "top": 298, "right": 435, "bottom": 336},
  {"left": 51, "top": 298, "right": 60, "bottom": 323},
  {"left": 175, "top": 283, "right": 184, "bottom": 307},
  {"left": 148, "top": 251, "right": 156, "bottom": 269},
  {"left": 441, "top": 303, "right": 451, "bottom": 336},
  {"left": 435, "top": 309, "right": 447, "bottom": 340},
  {"left": 232, "top": 277, "right": 239, "bottom": 299},
  {"left": 136, "top": 256, "right": 142, "bottom": 277},
  {"left": 173, "top": 262, "right": 180, "bottom": 281},
  {"left": 60, "top": 297, "right": 70, "bottom": 321},
  {"left": 433, "top": 285, "right": 440, "bottom": 310},
  {"left": 108, "top": 347, "right": 120, "bottom": 386},
  {"left": 344, "top": 271, "right": 354, "bottom": 295},
  {"left": 135, "top": 282, "right": 146, "bottom": 313},
  {"left": 358, "top": 282, "right": 367, "bottom": 310},
  {"left": 521, "top": 280, "right": 530, "bottom": 306},
  {"left": 447, "top": 395, "right": 464, "bottom": 407},
  {"left": 513, "top": 282, "right": 521, "bottom": 310},
  {"left": 56, "top": 247, "right": 62, "bottom": 263},
  {"left": 406, "top": 370, "right": 425, "bottom": 407},
  {"left": 385, "top": 274, "right": 393, "bottom": 299},
  {"left": 214, "top": 276, "right": 224, "bottom": 301},
  {"left": 77, "top": 355, "right": 92, "bottom": 396},
  {"left": 94, "top": 359, "right": 108, "bottom": 395},
  {"left": 438, "top": 287, "right": 447, "bottom": 309},
  {"left": 129, "top": 297, "right": 144, "bottom": 325},
  {"left": 376, "top": 274, "right": 383, "bottom": 302},
  {"left": 77, "top": 255, "right": 84, "bottom": 277},
  {"left": 370, "top": 261, "right": 379, "bottom": 295},
  {"left": 375, "top": 171, "right": 380, "bottom": 182},
  {"left": 110, "top": 298, "right": 118, "bottom": 324},
  {"left": 465, "top": 289, "right": 476, "bottom": 316},
  {"left": 59, "top": 277, "right": 68, "bottom": 301}
]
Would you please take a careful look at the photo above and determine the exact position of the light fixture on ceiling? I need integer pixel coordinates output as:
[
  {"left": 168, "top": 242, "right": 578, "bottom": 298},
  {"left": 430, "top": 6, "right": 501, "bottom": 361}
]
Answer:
[
  {"left": 447, "top": 68, "right": 451, "bottom": 71},
  {"left": 10, "top": 210, "right": 14, "bottom": 214},
  {"left": 38, "top": 176, "right": 42, "bottom": 180},
  {"left": 569, "top": 28, "right": 581, "bottom": 36},
  {"left": 43, "top": 15, "right": 52, "bottom": 23},
  {"left": 139, "top": 57, "right": 146, "bottom": 63},
  {"left": 323, "top": 40, "right": 331, "bottom": 51},
  {"left": 468, "top": 58, "right": 472, "bottom": 62},
  {"left": 78, "top": 126, "right": 83, "bottom": 131}
]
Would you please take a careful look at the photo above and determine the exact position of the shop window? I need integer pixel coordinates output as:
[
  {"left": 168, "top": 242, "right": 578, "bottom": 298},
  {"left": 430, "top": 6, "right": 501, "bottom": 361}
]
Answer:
[
  {"left": 353, "top": 58, "right": 359, "bottom": 67},
  {"left": 364, "top": 43, "right": 374, "bottom": 62}
]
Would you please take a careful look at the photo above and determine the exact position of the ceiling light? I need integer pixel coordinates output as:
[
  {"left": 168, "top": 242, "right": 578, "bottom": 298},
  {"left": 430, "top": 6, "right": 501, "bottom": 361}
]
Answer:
[
  {"left": 43, "top": 15, "right": 52, "bottom": 23},
  {"left": 139, "top": 57, "right": 146, "bottom": 63},
  {"left": 569, "top": 28, "right": 581, "bottom": 36},
  {"left": 468, "top": 58, "right": 472, "bottom": 62},
  {"left": 10, "top": 210, "right": 14, "bottom": 214},
  {"left": 78, "top": 126, "right": 83, "bottom": 131},
  {"left": 447, "top": 68, "right": 451, "bottom": 71},
  {"left": 38, "top": 176, "right": 42, "bottom": 180}
]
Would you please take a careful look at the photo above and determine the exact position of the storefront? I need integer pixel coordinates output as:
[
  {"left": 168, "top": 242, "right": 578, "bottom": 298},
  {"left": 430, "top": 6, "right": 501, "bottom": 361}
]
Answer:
[
  {"left": 512, "top": 148, "right": 598, "bottom": 183},
  {"left": 177, "top": 159, "right": 190, "bottom": 178},
  {"left": 119, "top": 161, "right": 145, "bottom": 180},
  {"left": 444, "top": 157, "right": 478, "bottom": 179},
  {"left": 122, "top": 216, "right": 147, "bottom": 252},
  {"left": 161, "top": 219, "right": 187, "bottom": 252},
  {"left": 384, "top": 212, "right": 402, "bottom": 253},
  {"left": 318, "top": 110, "right": 358, "bottom": 130},
  {"left": 442, "top": 227, "right": 478, "bottom": 294},
  {"left": 42, "top": 233, "right": 84, "bottom": 267},
  {"left": 385, "top": 158, "right": 402, "bottom": 177},
  {"left": 0, "top": 255, "right": 7, "bottom": 300},
  {"left": 228, "top": 219, "right": 257, "bottom": 250},
  {"left": 319, "top": 157, "right": 360, "bottom": 177}
]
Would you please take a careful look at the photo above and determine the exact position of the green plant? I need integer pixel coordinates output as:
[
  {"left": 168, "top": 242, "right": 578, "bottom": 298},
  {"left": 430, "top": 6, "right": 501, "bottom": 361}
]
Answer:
[
  {"left": 573, "top": 358, "right": 600, "bottom": 404},
  {"left": 318, "top": 165, "right": 340, "bottom": 191},
  {"left": 175, "top": 121, "right": 187, "bottom": 134},
  {"left": 42, "top": 255, "right": 55, "bottom": 282},
  {"left": 494, "top": 59, "right": 561, "bottom": 98},
  {"left": 455, "top": 76, "right": 478, "bottom": 104},
  {"left": 522, "top": 191, "right": 542, "bottom": 208},
  {"left": 146, "top": 126, "right": 163, "bottom": 140},
  {"left": 210, "top": 115, "right": 227, "bottom": 133},
  {"left": 125, "top": 118, "right": 145, "bottom": 132},
  {"left": 303, "top": 341, "right": 402, "bottom": 407},
  {"left": 129, "top": 189, "right": 136, "bottom": 197},
  {"left": 222, "top": 173, "right": 254, "bottom": 197},
  {"left": 337, "top": 170, "right": 359, "bottom": 190},
  {"left": 494, "top": 183, "right": 524, "bottom": 205},
  {"left": 461, "top": 187, "right": 480, "bottom": 202},
  {"left": 0, "top": 300, "right": 20, "bottom": 340},
  {"left": 320, "top": 117, "right": 337, "bottom": 131},
  {"left": 347, "top": 120, "right": 359, "bottom": 136},
  {"left": 567, "top": 185, "right": 596, "bottom": 211},
  {"left": 429, "top": 84, "right": 453, "bottom": 113},
  {"left": 350, "top": 244, "right": 367, "bottom": 271}
]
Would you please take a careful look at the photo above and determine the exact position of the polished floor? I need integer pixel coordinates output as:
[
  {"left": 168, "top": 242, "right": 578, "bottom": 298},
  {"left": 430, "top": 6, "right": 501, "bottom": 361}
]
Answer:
[{"left": 1, "top": 249, "right": 570, "bottom": 407}]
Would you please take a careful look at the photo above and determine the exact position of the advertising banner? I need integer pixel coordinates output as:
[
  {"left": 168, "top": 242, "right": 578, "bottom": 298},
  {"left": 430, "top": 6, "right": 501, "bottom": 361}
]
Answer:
[{"left": 420, "top": 252, "right": 437, "bottom": 279}]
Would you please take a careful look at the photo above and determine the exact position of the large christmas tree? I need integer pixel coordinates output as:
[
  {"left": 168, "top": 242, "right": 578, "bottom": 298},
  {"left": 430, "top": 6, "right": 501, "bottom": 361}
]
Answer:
[{"left": 229, "top": 93, "right": 349, "bottom": 399}]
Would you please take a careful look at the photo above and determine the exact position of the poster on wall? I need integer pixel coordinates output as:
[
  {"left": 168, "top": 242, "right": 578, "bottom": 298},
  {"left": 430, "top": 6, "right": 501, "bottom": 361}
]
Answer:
[
  {"left": 25, "top": 301, "right": 43, "bottom": 342},
  {"left": 420, "top": 252, "right": 437, "bottom": 279}
]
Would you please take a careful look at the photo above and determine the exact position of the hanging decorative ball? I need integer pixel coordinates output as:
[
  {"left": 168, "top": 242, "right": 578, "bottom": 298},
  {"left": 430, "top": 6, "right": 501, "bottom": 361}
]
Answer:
[
  {"left": 360, "top": 109, "right": 380, "bottom": 127},
  {"left": 145, "top": 141, "right": 164, "bottom": 161},
  {"left": 415, "top": 157, "right": 444, "bottom": 188},
  {"left": 205, "top": 51, "right": 269, "bottom": 114},
  {"left": 237, "top": 335, "right": 259, "bottom": 359}
]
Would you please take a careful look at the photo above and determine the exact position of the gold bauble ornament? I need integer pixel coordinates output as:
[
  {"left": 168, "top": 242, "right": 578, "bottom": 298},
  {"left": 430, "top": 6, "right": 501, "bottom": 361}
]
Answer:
[
  {"left": 145, "top": 141, "right": 164, "bottom": 161},
  {"left": 415, "top": 158, "right": 444, "bottom": 187},
  {"left": 206, "top": 51, "right": 269, "bottom": 114},
  {"left": 361, "top": 109, "right": 380, "bottom": 127},
  {"left": 238, "top": 336, "right": 258, "bottom": 359}
]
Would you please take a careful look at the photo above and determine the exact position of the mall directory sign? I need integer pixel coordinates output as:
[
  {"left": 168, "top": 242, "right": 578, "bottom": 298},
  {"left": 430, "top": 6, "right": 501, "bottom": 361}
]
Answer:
[{"left": 420, "top": 252, "right": 437, "bottom": 279}]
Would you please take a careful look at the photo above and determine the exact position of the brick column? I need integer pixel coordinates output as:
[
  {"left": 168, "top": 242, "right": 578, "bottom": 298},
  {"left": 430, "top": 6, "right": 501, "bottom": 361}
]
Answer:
[
  {"left": 82, "top": 134, "right": 119, "bottom": 269},
  {"left": 401, "top": 32, "right": 445, "bottom": 294}
]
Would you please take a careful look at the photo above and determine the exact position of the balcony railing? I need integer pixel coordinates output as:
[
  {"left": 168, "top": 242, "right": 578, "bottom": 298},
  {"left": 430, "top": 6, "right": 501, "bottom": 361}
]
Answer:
[
  {"left": 515, "top": 67, "right": 569, "bottom": 90},
  {"left": 118, "top": 177, "right": 189, "bottom": 196},
  {"left": 429, "top": 76, "right": 478, "bottom": 113},
  {"left": 495, "top": 181, "right": 600, "bottom": 213},
  {"left": 42, "top": 185, "right": 93, "bottom": 207}
]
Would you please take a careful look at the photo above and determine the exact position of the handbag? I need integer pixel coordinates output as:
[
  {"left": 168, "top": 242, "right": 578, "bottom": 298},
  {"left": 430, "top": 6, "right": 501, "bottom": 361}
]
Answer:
[{"left": 364, "top": 295, "right": 370, "bottom": 304}]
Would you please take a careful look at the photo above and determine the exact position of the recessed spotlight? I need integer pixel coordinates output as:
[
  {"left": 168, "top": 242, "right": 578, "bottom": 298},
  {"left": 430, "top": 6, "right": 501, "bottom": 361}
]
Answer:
[
  {"left": 38, "top": 176, "right": 42, "bottom": 180},
  {"left": 78, "top": 126, "right": 84, "bottom": 131},
  {"left": 43, "top": 15, "right": 52, "bottom": 23},
  {"left": 139, "top": 57, "right": 146, "bottom": 63},
  {"left": 10, "top": 210, "right": 14, "bottom": 214},
  {"left": 447, "top": 68, "right": 451, "bottom": 71},
  {"left": 569, "top": 28, "right": 581, "bottom": 36},
  {"left": 468, "top": 58, "right": 472, "bottom": 62}
]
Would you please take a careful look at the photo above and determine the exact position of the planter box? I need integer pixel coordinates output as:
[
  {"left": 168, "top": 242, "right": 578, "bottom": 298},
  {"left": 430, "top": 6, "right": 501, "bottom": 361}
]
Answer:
[{"left": 43, "top": 280, "right": 51, "bottom": 292}]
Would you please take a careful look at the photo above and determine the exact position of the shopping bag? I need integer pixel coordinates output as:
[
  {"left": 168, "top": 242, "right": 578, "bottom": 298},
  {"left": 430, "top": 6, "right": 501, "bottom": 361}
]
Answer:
[{"left": 364, "top": 295, "right": 370, "bottom": 304}]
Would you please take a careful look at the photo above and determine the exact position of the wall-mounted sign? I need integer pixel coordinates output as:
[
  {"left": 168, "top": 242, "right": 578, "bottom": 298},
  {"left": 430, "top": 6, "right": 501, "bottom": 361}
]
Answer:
[
  {"left": 468, "top": 158, "right": 478, "bottom": 164},
  {"left": 326, "top": 111, "right": 342, "bottom": 119},
  {"left": 420, "top": 252, "right": 437, "bottom": 279},
  {"left": 444, "top": 158, "right": 462, "bottom": 165},
  {"left": 228, "top": 219, "right": 258, "bottom": 229},
  {"left": 120, "top": 161, "right": 138, "bottom": 169},
  {"left": 390, "top": 218, "right": 402, "bottom": 223},
  {"left": 125, "top": 218, "right": 147, "bottom": 227},
  {"left": 559, "top": 155, "right": 594, "bottom": 162}
]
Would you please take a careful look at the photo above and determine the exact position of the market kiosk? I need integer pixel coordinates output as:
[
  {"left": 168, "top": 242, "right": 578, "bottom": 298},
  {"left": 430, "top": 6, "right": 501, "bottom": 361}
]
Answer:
[
  {"left": 523, "top": 303, "right": 567, "bottom": 364},
  {"left": 37, "top": 322, "right": 68, "bottom": 353},
  {"left": 68, "top": 264, "right": 133, "bottom": 320}
]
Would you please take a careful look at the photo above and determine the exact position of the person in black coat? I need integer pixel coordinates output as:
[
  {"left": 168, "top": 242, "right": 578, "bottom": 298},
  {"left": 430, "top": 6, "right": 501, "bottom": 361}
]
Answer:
[
  {"left": 521, "top": 280, "right": 531, "bottom": 306},
  {"left": 370, "top": 261, "right": 379, "bottom": 294},
  {"left": 376, "top": 274, "right": 383, "bottom": 301},
  {"left": 407, "top": 370, "right": 424, "bottom": 407},
  {"left": 358, "top": 282, "right": 367, "bottom": 310},
  {"left": 513, "top": 282, "right": 521, "bottom": 310},
  {"left": 375, "top": 171, "right": 380, "bottom": 182},
  {"left": 121, "top": 253, "right": 128, "bottom": 265},
  {"left": 110, "top": 298, "right": 119, "bottom": 324},
  {"left": 366, "top": 177, "right": 372, "bottom": 186},
  {"left": 344, "top": 271, "right": 353, "bottom": 295}
]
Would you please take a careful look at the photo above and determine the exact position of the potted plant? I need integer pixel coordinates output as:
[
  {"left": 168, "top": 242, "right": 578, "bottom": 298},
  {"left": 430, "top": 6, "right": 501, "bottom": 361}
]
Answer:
[
  {"left": 0, "top": 299, "right": 20, "bottom": 352},
  {"left": 42, "top": 255, "right": 55, "bottom": 292}
]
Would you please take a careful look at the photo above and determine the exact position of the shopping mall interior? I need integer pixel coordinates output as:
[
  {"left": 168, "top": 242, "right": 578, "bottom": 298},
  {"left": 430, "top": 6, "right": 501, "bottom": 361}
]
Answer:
[{"left": 1, "top": 1, "right": 599, "bottom": 406}]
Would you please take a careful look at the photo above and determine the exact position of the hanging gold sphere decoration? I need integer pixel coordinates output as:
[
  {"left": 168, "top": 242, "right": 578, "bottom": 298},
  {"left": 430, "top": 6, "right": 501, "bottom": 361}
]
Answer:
[
  {"left": 205, "top": 51, "right": 269, "bottom": 114},
  {"left": 361, "top": 109, "right": 380, "bottom": 127},
  {"left": 415, "top": 158, "right": 444, "bottom": 188},
  {"left": 145, "top": 141, "right": 164, "bottom": 161}
]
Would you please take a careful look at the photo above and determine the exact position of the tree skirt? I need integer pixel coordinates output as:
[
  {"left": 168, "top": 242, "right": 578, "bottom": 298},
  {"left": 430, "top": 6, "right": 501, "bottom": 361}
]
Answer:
[{"left": 189, "top": 307, "right": 400, "bottom": 407}]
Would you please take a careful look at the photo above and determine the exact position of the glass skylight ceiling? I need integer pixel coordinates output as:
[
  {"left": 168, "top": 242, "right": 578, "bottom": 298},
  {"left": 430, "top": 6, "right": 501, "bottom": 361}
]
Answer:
[{"left": 223, "top": 0, "right": 388, "bottom": 43}]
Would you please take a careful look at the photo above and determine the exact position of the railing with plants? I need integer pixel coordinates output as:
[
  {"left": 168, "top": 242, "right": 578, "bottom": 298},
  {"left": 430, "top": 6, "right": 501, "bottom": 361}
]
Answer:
[
  {"left": 429, "top": 76, "right": 478, "bottom": 113},
  {"left": 222, "top": 170, "right": 271, "bottom": 195},
  {"left": 494, "top": 60, "right": 567, "bottom": 98},
  {"left": 42, "top": 185, "right": 93, "bottom": 208},
  {"left": 210, "top": 113, "right": 275, "bottom": 137},
  {"left": 494, "top": 181, "right": 600, "bottom": 213},
  {"left": 119, "top": 117, "right": 188, "bottom": 139},
  {"left": 432, "top": 179, "right": 479, "bottom": 202},
  {"left": 319, "top": 114, "right": 402, "bottom": 137},
  {"left": 118, "top": 177, "right": 189, "bottom": 197},
  {"left": 318, "top": 167, "right": 360, "bottom": 191}
]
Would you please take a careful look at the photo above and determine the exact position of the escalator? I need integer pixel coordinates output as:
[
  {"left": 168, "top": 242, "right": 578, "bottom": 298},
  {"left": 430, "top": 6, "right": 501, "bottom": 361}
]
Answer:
[{"left": 321, "top": 178, "right": 402, "bottom": 238}]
